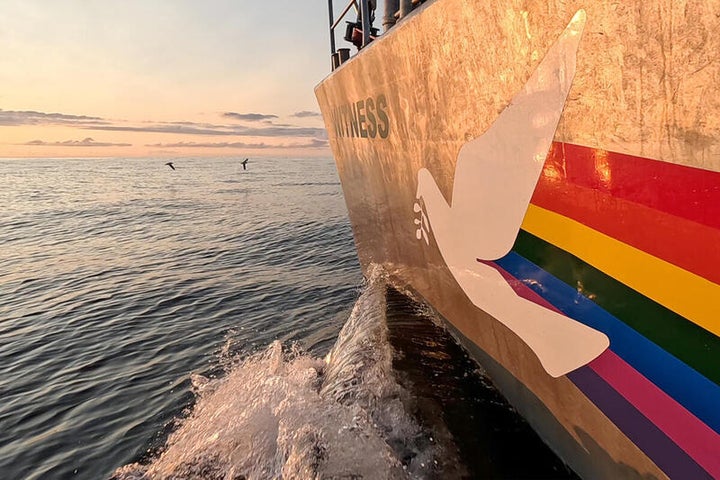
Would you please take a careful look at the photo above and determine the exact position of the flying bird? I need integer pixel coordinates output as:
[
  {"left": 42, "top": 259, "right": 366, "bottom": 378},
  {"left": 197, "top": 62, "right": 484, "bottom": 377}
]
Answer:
[
  {"left": 241, "top": 158, "right": 249, "bottom": 170},
  {"left": 165, "top": 162, "right": 175, "bottom": 170}
]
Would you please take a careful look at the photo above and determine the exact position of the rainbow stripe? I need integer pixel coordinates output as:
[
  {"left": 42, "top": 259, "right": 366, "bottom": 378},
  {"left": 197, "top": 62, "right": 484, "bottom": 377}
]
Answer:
[{"left": 494, "top": 143, "right": 720, "bottom": 479}]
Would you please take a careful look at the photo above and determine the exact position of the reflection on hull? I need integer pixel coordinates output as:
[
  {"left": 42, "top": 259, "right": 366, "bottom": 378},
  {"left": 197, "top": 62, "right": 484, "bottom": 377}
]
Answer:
[{"left": 316, "top": 0, "right": 720, "bottom": 478}]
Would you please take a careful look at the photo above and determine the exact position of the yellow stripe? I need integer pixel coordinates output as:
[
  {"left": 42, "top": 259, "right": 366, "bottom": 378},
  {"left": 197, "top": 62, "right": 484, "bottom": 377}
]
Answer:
[{"left": 522, "top": 204, "right": 720, "bottom": 337}]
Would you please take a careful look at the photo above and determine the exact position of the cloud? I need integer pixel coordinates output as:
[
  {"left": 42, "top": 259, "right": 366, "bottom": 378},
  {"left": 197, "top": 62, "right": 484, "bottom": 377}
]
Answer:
[
  {"left": 88, "top": 124, "right": 236, "bottom": 136},
  {"left": 146, "top": 138, "right": 328, "bottom": 149},
  {"left": 223, "top": 112, "right": 278, "bottom": 122},
  {"left": 88, "top": 123, "right": 327, "bottom": 138},
  {"left": 25, "top": 137, "right": 132, "bottom": 147},
  {"left": 291, "top": 111, "right": 321, "bottom": 118},
  {"left": 0, "top": 109, "right": 108, "bottom": 127},
  {"left": 2, "top": 107, "right": 328, "bottom": 141},
  {"left": 145, "top": 141, "right": 271, "bottom": 149},
  {"left": 306, "top": 138, "right": 329, "bottom": 147}
]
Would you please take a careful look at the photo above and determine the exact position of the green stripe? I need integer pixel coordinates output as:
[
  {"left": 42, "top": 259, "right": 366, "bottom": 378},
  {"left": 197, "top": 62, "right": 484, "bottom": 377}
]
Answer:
[{"left": 513, "top": 230, "right": 720, "bottom": 386}]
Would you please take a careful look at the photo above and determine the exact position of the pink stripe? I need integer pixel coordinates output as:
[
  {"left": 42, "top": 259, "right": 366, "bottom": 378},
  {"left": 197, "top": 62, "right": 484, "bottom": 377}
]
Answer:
[
  {"left": 492, "top": 262, "right": 720, "bottom": 477},
  {"left": 591, "top": 351, "right": 720, "bottom": 477}
]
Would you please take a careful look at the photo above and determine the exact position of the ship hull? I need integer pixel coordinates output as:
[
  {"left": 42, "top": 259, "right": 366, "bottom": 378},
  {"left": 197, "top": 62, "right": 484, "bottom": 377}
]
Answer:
[{"left": 316, "top": 1, "right": 720, "bottom": 478}]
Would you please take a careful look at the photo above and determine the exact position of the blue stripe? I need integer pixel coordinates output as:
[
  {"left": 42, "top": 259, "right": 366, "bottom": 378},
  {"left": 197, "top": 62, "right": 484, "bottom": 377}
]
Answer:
[{"left": 495, "top": 252, "right": 720, "bottom": 434}]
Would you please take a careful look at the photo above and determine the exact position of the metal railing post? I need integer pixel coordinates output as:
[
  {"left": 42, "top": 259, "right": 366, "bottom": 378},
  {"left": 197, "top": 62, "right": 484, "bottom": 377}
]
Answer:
[
  {"left": 327, "top": 0, "right": 336, "bottom": 55},
  {"left": 327, "top": 0, "right": 378, "bottom": 69},
  {"left": 359, "top": 0, "right": 371, "bottom": 48}
]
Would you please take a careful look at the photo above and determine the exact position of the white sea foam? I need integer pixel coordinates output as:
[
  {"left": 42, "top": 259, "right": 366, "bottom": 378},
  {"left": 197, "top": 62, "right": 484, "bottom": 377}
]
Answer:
[{"left": 111, "top": 271, "right": 438, "bottom": 480}]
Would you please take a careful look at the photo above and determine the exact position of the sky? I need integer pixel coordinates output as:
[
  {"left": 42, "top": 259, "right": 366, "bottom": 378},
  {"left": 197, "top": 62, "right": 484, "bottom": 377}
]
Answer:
[{"left": 0, "top": 0, "right": 358, "bottom": 158}]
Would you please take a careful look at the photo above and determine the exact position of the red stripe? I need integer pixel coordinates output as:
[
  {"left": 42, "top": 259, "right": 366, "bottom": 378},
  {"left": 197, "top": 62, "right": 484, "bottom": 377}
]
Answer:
[
  {"left": 493, "top": 263, "right": 720, "bottom": 476},
  {"left": 541, "top": 142, "right": 720, "bottom": 230},
  {"left": 531, "top": 144, "right": 720, "bottom": 285}
]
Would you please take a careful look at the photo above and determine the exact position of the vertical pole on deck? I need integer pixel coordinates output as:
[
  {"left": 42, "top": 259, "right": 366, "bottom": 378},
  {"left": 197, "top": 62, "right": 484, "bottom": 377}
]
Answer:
[
  {"left": 327, "top": 0, "right": 336, "bottom": 55},
  {"left": 360, "top": 0, "right": 371, "bottom": 48},
  {"left": 399, "top": 0, "right": 412, "bottom": 19},
  {"left": 384, "top": 0, "right": 399, "bottom": 32}
]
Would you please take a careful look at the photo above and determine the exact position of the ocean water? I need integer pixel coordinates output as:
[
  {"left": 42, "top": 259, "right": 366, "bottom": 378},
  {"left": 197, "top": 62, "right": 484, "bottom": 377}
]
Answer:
[{"left": 0, "top": 157, "right": 576, "bottom": 479}]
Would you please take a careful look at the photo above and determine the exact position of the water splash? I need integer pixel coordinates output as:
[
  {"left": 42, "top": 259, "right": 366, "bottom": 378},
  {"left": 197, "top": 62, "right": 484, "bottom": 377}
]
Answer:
[{"left": 111, "top": 271, "right": 438, "bottom": 480}]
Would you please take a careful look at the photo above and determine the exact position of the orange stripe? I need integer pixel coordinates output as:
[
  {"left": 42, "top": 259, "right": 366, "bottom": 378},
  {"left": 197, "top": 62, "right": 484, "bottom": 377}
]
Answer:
[{"left": 530, "top": 180, "right": 720, "bottom": 285}]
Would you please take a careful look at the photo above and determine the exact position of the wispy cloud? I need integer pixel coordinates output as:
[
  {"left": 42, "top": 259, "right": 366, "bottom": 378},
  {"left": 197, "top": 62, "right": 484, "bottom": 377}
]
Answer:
[
  {"left": 146, "top": 138, "right": 328, "bottom": 149},
  {"left": 88, "top": 123, "right": 327, "bottom": 138},
  {"left": 3, "top": 108, "right": 328, "bottom": 145},
  {"left": 146, "top": 141, "right": 273, "bottom": 149},
  {"left": 291, "top": 111, "right": 321, "bottom": 118},
  {"left": 0, "top": 109, "right": 108, "bottom": 127},
  {"left": 87, "top": 124, "right": 235, "bottom": 136},
  {"left": 223, "top": 112, "right": 278, "bottom": 122},
  {"left": 306, "top": 138, "right": 329, "bottom": 147},
  {"left": 25, "top": 137, "right": 132, "bottom": 147}
]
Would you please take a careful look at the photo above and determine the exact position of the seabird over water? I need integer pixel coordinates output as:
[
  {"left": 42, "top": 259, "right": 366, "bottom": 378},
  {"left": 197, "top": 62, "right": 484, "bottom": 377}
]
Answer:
[
  {"left": 241, "top": 158, "right": 249, "bottom": 170},
  {"left": 165, "top": 162, "right": 175, "bottom": 170}
]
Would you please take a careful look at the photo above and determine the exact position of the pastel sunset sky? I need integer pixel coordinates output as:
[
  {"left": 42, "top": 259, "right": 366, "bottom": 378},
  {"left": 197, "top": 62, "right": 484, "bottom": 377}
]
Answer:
[{"left": 0, "top": 1, "right": 361, "bottom": 158}]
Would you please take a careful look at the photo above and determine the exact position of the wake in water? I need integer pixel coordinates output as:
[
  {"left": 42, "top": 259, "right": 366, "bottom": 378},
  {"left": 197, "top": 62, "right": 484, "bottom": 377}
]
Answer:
[{"left": 111, "top": 272, "right": 440, "bottom": 480}]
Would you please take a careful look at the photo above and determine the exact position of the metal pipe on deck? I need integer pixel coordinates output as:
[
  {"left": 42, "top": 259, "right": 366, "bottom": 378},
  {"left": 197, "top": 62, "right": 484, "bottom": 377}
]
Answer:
[
  {"left": 383, "top": 0, "right": 399, "bottom": 31},
  {"left": 399, "top": 0, "right": 412, "bottom": 19}
]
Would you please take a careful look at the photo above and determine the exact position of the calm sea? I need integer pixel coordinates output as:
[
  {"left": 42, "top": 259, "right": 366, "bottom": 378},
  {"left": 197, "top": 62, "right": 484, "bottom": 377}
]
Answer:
[{"left": 0, "top": 157, "right": 576, "bottom": 479}]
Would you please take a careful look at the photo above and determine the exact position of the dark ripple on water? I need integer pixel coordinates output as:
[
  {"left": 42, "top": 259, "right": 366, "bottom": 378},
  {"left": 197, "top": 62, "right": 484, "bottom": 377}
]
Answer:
[{"left": 0, "top": 157, "right": 361, "bottom": 480}]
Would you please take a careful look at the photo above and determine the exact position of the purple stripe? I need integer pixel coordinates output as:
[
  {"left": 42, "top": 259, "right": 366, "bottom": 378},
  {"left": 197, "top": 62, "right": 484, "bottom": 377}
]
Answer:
[{"left": 568, "top": 367, "right": 712, "bottom": 479}]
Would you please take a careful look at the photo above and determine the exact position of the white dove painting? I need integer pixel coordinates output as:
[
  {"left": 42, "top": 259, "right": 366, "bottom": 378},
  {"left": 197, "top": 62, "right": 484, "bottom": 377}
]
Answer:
[{"left": 413, "top": 10, "right": 609, "bottom": 378}]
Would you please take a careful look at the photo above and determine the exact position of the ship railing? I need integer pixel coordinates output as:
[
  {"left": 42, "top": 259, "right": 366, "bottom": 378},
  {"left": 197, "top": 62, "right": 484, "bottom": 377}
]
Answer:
[
  {"left": 327, "top": 0, "right": 376, "bottom": 70},
  {"left": 326, "top": 0, "right": 431, "bottom": 70}
]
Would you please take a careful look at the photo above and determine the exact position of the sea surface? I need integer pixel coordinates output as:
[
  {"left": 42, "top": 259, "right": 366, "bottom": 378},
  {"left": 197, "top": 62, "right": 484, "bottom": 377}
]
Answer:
[{"left": 0, "top": 157, "right": 576, "bottom": 479}]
